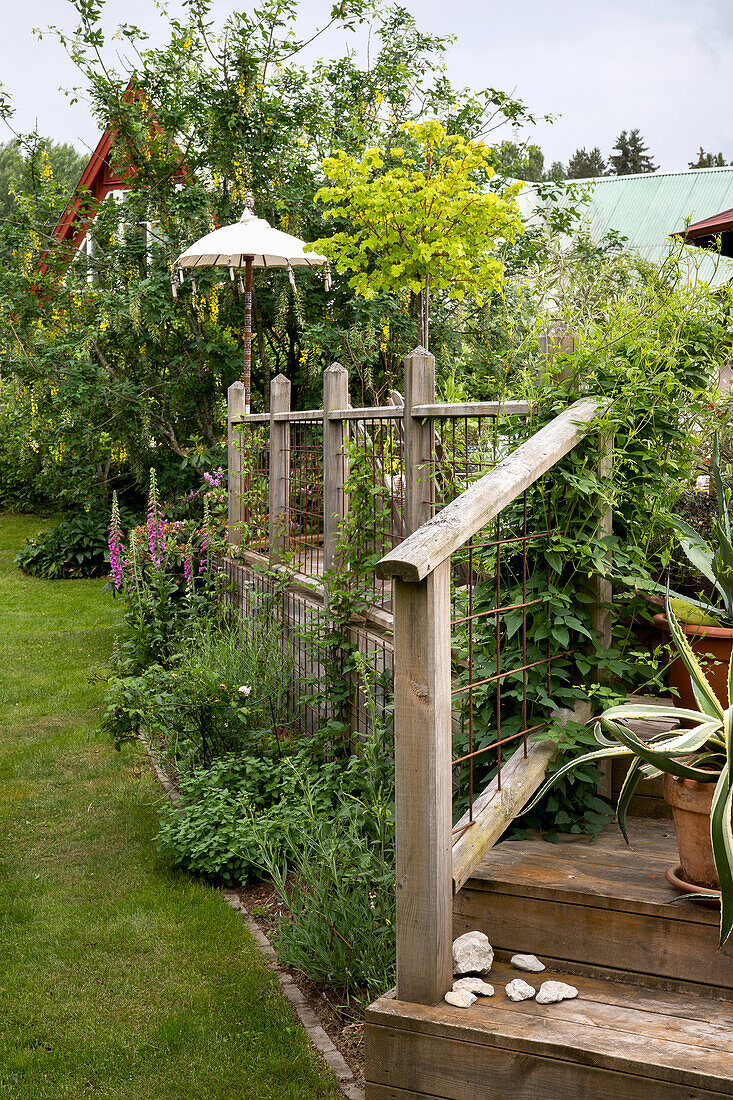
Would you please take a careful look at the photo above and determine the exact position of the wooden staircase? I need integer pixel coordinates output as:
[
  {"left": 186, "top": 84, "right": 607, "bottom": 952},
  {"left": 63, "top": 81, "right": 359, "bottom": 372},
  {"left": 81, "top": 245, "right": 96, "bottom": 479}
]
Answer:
[{"left": 366, "top": 819, "right": 733, "bottom": 1098}]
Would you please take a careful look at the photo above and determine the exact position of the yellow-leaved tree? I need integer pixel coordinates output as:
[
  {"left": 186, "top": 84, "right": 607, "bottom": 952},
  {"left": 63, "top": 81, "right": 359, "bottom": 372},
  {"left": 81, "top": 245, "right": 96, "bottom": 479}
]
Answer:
[{"left": 310, "top": 119, "right": 524, "bottom": 349}]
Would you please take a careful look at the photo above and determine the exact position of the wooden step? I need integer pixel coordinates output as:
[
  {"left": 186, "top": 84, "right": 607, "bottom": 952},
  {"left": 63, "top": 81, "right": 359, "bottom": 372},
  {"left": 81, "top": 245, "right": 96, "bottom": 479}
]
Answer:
[
  {"left": 365, "top": 961, "right": 733, "bottom": 1099},
  {"left": 454, "top": 817, "right": 733, "bottom": 994}
]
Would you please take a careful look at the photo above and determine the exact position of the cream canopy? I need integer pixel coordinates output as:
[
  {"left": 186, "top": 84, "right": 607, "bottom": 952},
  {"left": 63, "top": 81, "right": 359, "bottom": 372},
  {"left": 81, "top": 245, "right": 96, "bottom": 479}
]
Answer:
[
  {"left": 173, "top": 205, "right": 328, "bottom": 271},
  {"left": 173, "top": 195, "right": 329, "bottom": 412}
]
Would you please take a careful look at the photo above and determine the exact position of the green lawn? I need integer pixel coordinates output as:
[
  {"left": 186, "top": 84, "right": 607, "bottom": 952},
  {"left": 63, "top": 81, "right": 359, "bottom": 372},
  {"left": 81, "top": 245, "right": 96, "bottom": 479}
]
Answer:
[{"left": 0, "top": 514, "right": 340, "bottom": 1100}]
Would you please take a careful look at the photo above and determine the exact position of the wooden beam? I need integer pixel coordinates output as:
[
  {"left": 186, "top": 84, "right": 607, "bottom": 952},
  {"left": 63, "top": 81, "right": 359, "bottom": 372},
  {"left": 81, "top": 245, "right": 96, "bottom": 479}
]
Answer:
[
  {"left": 327, "top": 406, "right": 402, "bottom": 420},
  {"left": 230, "top": 412, "right": 270, "bottom": 425},
  {"left": 411, "top": 401, "right": 530, "bottom": 419},
  {"left": 377, "top": 397, "right": 604, "bottom": 581},
  {"left": 404, "top": 347, "right": 436, "bottom": 535},
  {"left": 394, "top": 562, "right": 453, "bottom": 1005},
  {"left": 227, "top": 381, "right": 246, "bottom": 550},
  {"left": 271, "top": 409, "right": 323, "bottom": 422},
  {"left": 323, "top": 362, "right": 349, "bottom": 572},
  {"left": 592, "top": 431, "right": 614, "bottom": 652},
  {"left": 268, "top": 374, "right": 291, "bottom": 562},
  {"left": 451, "top": 738, "right": 556, "bottom": 894}
]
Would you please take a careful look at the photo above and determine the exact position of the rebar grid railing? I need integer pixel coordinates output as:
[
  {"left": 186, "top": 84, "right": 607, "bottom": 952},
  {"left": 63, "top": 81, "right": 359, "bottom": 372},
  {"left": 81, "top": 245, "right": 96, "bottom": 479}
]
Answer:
[
  {"left": 239, "top": 423, "right": 270, "bottom": 548},
  {"left": 375, "top": 386, "right": 607, "bottom": 1006},
  {"left": 337, "top": 411, "right": 405, "bottom": 611},
  {"left": 287, "top": 418, "right": 324, "bottom": 578},
  {"left": 225, "top": 557, "right": 329, "bottom": 739},
  {"left": 449, "top": 485, "right": 562, "bottom": 835}
]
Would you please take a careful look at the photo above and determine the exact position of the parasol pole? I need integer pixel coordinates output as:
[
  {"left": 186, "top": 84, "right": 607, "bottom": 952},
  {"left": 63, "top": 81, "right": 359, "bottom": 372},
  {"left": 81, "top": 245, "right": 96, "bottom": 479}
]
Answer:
[{"left": 243, "top": 256, "right": 253, "bottom": 415}]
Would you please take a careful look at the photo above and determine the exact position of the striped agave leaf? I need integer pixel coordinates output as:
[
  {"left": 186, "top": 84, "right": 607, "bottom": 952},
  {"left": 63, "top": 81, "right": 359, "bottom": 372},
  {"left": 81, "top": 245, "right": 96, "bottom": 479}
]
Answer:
[
  {"left": 521, "top": 593, "right": 733, "bottom": 945},
  {"left": 711, "top": 767, "right": 733, "bottom": 947},
  {"left": 664, "top": 594, "right": 724, "bottom": 719}
]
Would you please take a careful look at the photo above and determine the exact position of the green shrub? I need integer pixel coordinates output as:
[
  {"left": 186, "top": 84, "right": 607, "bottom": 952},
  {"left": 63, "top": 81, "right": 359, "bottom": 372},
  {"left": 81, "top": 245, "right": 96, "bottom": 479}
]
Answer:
[
  {"left": 155, "top": 751, "right": 316, "bottom": 884},
  {"left": 251, "top": 667, "right": 396, "bottom": 1000},
  {"left": 104, "top": 619, "right": 293, "bottom": 762},
  {"left": 15, "top": 506, "right": 127, "bottom": 579}
]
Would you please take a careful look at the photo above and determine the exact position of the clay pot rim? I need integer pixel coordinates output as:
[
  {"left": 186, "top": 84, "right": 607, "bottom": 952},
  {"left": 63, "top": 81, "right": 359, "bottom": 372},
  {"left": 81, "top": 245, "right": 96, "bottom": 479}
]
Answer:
[
  {"left": 652, "top": 613, "right": 733, "bottom": 640},
  {"left": 665, "top": 864, "right": 721, "bottom": 907}
]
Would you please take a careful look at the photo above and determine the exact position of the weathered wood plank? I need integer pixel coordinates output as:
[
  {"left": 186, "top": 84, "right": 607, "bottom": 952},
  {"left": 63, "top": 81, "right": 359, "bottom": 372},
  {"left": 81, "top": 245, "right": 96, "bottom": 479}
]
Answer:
[
  {"left": 365, "top": 1021, "right": 733, "bottom": 1099},
  {"left": 454, "top": 886, "right": 733, "bottom": 989},
  {"left": 230, "top": 411, "right": 271, "bottom": 424},
  {"left": 411, "top": 401, "right": 530, "bottom": 419},
  {"left": 271, "top": 408, "right": 323, "bottom": 421},
  {"left": 322, "top": 363, "right": 349, "bottom": 572},
  {"left": 328, "top": 405, "right": 402, "bottom": 420},
  {"left": 592, "top": 430, "right": 614, "bottom": 651},
  {"left": 377, "top": 397, "right": 604, "bottom": 581},
  {"left": 268, "top": 374, "right": 291, "bottom": 562},
  {"left": 403, "top": 348, "right": 436, "bottom": 536},
  {"left": 465, "top": 818, "right": 716, "bottom": 920},
  {"left": 394, "top": 563, "right": 453, "bottom": 1005},
  {"left": 367, "top": 979, "right": 733, "bottom": 1094},
  {"left": 227, "top": 381, "right": 246, "bottom": 550},
  {"left": 451, "top": 738, "right": 556, "bottom": 893}
]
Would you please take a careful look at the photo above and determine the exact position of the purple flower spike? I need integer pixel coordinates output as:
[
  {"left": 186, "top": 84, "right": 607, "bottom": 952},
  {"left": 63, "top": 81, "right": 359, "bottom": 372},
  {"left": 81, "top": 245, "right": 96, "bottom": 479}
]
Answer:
[{"left": 109, "top": 491, "right": 126, "bottom": 590}]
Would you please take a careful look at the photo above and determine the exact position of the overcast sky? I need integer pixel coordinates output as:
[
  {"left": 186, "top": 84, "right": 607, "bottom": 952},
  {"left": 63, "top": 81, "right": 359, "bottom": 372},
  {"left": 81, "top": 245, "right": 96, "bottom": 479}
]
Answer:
[{"left": 2, "top": 0, "right": 732, "bottom": 173}]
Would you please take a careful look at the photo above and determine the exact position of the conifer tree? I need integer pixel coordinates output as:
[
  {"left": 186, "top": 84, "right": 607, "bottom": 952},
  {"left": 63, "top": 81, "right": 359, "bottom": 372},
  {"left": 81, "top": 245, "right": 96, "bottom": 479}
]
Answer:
[
  {"left": 609, "top": 129, "right": 657, "bottom": 175},
  {"left": 566, "top": 146, "right": 606, "bottom": 179}
]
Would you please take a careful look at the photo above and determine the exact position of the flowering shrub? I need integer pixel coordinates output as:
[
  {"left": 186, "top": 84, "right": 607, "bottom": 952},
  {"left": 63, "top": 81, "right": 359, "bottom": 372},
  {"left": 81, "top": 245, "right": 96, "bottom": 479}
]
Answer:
[{"left": 108, "top": 469, "right": 228, "bottom": 670}]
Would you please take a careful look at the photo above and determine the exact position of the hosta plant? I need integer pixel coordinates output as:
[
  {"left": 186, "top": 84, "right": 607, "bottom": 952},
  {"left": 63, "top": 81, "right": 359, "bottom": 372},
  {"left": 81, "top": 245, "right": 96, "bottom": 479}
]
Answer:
[{"left": 525, "top": 593, "right": 733, "bottom": 947}]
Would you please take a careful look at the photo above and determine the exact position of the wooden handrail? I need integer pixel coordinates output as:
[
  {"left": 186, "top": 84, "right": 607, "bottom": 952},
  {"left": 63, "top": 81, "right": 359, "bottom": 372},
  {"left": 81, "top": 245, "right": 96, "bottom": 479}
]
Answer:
[
  {"left": 376, "top": 396, "right": 605, "bottom": 582},
  {"left": 411, "top": 400, "right": 530, "bottom": 418}
]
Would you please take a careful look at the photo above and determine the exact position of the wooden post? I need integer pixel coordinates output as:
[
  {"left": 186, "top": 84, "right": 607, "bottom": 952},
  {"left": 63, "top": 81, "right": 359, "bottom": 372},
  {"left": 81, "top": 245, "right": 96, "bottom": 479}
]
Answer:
[
  {"left": 227, "top": 381, "right": 246, "bottom": 551},
  {"left": 394, "top": 560, "right": 453, "bottom": 1005},
  {"left": 404, "top": 347, "right": 435, "bottom": 535},
  {"left": 322, "top": 362, "right": 349, "bottom": 572},
  {"left": 269, "top": 373, "right": 291, "bottom": 563},
  {"left": 592, "top": 432, "right": 613, "bottom": 652}
]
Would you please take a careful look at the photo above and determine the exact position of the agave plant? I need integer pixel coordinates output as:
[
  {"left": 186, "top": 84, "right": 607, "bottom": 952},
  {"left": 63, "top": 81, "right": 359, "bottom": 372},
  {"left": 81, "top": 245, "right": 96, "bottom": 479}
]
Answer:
[
  {"left": 525, "top": 593, "right": 733, "bottom": 947},
  {"left": 663, "top": 433, "right": 733, "bottom": 626}
]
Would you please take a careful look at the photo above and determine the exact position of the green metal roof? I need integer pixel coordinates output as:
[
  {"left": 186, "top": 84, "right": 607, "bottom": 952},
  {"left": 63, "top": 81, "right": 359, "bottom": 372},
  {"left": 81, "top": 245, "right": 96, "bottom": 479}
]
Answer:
[{"left": 517, "top": 167, "right": 733, "bottom": 286}]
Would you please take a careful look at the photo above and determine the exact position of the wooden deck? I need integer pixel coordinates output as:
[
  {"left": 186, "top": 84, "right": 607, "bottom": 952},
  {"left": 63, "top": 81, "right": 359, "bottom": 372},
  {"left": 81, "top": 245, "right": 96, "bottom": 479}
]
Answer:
[
  {"left": 366, "top": 960, "right": 733, "bottom": 1098},
  {"left": 365, "top": 819, "right": 733, "bottom": 1098},
  {"left": 455, "top": 817, "right": 733, "bottom": 993}
]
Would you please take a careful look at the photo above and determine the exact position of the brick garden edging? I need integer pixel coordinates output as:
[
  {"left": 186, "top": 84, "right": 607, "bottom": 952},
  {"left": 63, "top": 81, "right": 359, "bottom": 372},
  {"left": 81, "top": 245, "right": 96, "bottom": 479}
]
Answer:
[{"left": 140, "top": 736, "right": 365, "bottom": 1100}]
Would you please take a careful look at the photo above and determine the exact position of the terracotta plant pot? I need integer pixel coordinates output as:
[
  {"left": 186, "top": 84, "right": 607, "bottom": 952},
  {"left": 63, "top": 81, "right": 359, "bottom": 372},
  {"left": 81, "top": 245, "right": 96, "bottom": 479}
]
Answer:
[
  {"left": 653, "top": 614, "right": 733, "bottom": 711},
  {"left": 663, "top": 774, "right": 718, "bottom": 889}
]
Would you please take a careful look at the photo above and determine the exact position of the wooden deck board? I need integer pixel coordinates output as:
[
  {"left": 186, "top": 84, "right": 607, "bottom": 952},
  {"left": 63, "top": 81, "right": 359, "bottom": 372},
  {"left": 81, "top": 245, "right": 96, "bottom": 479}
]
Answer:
[
  {"left": 467, "top": 817, "right": 712, "bottom": 919},
  {"left": 366, "top": 964, "right": 733, "bottom": 1098},
  {"left": 456, "top": 818, "right": 733, "bottom": 990}
]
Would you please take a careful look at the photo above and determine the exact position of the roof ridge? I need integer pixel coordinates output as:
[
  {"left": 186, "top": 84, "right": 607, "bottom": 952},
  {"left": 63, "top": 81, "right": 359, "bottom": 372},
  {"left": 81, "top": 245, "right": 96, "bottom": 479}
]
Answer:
[{"left": 570, "top": 166, "right": 733, "bottom": 183}]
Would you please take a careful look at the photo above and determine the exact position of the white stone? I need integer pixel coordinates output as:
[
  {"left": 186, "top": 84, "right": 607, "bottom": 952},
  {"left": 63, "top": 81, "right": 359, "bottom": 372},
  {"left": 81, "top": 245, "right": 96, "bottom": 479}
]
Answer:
[
  {"left": 452, "top": 977, "right": 494, "bottom": 997},
  {"left": 510, "top": 954, "right": 545, "bottom": 973},
  {"left": 505, "top": 979, "right": 536, "bottom": 1002},
  {"left": 444, "top": 989, "right": 477, "bottom": 1008},
  {"left": 452, "top": 931, "right": 494, "bottom": 975},
  {"left": 536, "top": 981, "right": 579, "bottom": 1005}
]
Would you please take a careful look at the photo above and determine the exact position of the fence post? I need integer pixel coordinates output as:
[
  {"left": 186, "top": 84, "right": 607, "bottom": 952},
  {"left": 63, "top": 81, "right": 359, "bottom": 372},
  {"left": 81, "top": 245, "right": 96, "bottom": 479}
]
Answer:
[
  {"left": 404, "top": 347, "right": 435, "bottom": 535},
  {"left": 322, "top": 362, "right": 349, "bottom": 572},
  {"left": 269, "top": 373, "right": 291, "bottom": 563},
  {"left": 394, "top": 559, "right": 453, "bottom": 1005},
  {"left": 592, "top": 432, "right": 613, "bottom": 651},
  {"left": 227, "top": 381, "right": 246, "bottom": 551}
]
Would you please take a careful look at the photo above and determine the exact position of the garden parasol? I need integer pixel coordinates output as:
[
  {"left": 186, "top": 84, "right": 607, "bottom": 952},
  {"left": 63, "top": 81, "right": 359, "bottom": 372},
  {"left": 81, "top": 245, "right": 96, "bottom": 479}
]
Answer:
[{"left": 172, "top": 194, "right": 329, "bottom": 413}]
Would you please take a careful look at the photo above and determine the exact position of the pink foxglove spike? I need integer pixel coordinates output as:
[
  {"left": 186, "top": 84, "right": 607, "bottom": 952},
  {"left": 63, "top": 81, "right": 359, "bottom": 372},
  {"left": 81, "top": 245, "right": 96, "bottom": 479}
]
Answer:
[
  {"left": 324, "top": 261, "right": 332, "bottom": 292},
  {"left": 287, "top": 260, "right": 297, "bottom": 293}
]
